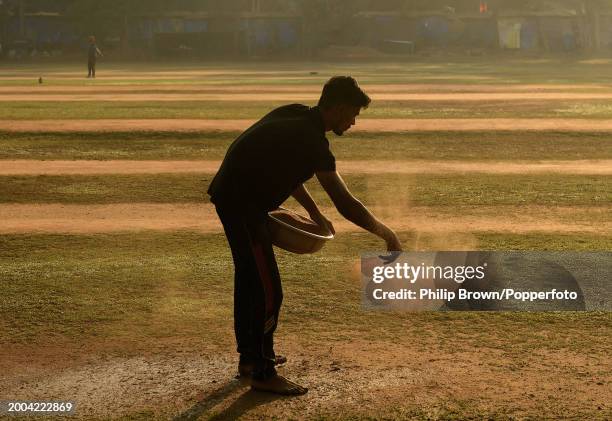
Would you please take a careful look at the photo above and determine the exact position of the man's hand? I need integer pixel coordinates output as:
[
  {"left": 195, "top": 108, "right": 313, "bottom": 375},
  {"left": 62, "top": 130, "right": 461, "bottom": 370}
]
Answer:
[
  {"left": 310, "top": 210, "right": 335, "bottom": 235},
  {"left": 291, "top": 184, "right": 334, "bottom": 234},
  {"left": 317, "top": 170, "right": 403, "bottom": 250},
  {"left": 384, "top": 230, "right": 403, "bottom": 252}
]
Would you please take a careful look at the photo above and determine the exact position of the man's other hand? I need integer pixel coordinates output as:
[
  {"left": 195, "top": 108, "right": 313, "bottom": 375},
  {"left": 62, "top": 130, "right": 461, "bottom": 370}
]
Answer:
[
  {"left": 311, "top": 211, "right": 335, "bottom": 235},
  {"left": 385, "top": 231, "right": 403, "bottom": 252}
]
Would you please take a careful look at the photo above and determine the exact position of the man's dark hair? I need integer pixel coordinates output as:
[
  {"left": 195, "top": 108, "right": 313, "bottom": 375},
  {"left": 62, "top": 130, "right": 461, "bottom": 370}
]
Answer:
[{"left": 318, "top": 76, "right": 371, "bottom": 110}]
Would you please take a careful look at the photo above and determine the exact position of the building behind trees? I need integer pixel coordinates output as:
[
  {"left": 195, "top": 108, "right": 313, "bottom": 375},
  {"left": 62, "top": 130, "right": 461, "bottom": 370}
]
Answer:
[{"left": 0, "top": 0, "right": 611, "bottom": 60}]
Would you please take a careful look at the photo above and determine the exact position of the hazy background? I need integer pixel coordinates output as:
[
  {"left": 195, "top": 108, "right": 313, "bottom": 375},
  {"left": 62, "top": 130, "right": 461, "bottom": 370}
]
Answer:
[{"left": 1, "top": 0, "right": 611, "bottom": 61}]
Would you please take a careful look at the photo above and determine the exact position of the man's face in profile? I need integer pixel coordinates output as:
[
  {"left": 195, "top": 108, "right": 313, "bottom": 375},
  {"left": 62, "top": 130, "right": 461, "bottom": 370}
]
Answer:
[{"left": 332, "top": 105, "right": 361, "bottom": 136}]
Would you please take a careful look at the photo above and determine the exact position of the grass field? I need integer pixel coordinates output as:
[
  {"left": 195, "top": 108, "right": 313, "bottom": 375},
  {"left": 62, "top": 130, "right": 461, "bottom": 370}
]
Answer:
[
  {"left": 0, "top": 59, "right": 610, "bottom": 420},
  {"left": 8, "top": 100, "right": 612, "bottom": 120},
  {"left": 1, "top": 173, "right": 610, "bottom": 206},
  {"left": 4, "top": 58, "right": 612, "bottom": 84},
  {"left": 2, "top": 130, "right": 611, "bottom": 161}
]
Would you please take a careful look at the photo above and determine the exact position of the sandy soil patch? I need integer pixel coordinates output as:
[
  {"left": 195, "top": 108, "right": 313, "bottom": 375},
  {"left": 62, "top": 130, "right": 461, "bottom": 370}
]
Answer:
[
  {"left": 0, "top": 160, "right": 221, "bottom": 175},
  {"left": 0, "top": 203, "right": 608, "bottom": 235},
  {"left": 1, "top": 160, "right": 610, "bottom": 176},
  {"left": 342, "top": 160, "right": 612, "bottom": 175},
  {"left": 4, "top": 118, "right": 612, "bottom": 132},
  {"left": 0, "top": 70, "right": 319, "bottom": 79},
  {"left": 1, "top": 83, "right": 609, "bottom": 94},
  {"left": 0, "top": 119, "right": 252, "bottom": 132},
  {"left": 0, "top": 75, "right": 197, "bottom": 80},
  {"left": 1, "top": 337, "right": 608, "bottom": 420},
  {"left": 0, "top": 73, "right": 325, "bottom": 81},
  {"left": 6, "top": 92, "right": 612, "bottom": 102}
]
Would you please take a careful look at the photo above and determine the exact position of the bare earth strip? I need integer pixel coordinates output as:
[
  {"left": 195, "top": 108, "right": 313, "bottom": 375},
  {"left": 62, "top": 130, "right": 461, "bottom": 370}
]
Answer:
[
  {"left": 6, "top": 92, "right": 612, "bottom": 101},
  {"left": 1, "top": 83, "right": 611, "bottom": 94},
  {"left": 1, "top": 160, "right": 611, "bottom": 175},
  {"left": 0, "top": 338, "right": 608, "bottom": 420},
  {"left": 0, "top": 203, "right": 608, "bottom": 235},
  {"left": 0, "top": 69, "right": 326, "bottom": 77},
  {"left": 6, "top": 118, "right": 612, "bottom": 132},
  {"left": 0, "top": 75, "right": 198, "bottom": 80}
]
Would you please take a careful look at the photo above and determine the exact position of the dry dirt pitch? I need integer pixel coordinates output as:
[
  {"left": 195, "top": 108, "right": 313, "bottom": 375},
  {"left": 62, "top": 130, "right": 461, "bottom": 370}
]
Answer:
[{"left": 0, "top": 62, "right": 610, "bottom": 420}]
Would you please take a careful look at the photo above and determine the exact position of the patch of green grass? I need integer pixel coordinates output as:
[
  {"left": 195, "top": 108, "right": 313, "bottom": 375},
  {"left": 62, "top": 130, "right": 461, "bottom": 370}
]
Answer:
[
  {"left": 1, "top": 231, "right": 610, "bottom": 352},
  {"left": 305, "top": 173, "right": 612, "bottom": 207},
  {"left": 0, "top": 130, "right": 609, "bottom": 161},
  {"left": 0, "top": 174, "right": 211, "bottom": 203},
  {"left": 334, "top": 131, "right": 612, "bottom": 161},
  {"left": 5, "top": 58, "right": 612, "bottom": 85},
  {"left": 555, "top": 102, "right": 612, "bottom": 117},
  {"left": 0, "top": 130, "right": 237, "bottom": 160},
  {"left": 0, "top": 101, "right": 288, "bottom": 120},
  {"left": 364, "top": 99, "right": 612, "bottom": 120},
  {"left": 472, "top": 232, "right": 612, "bottom": 250},
  {"left": 0, "top": 231, "right": 235, "bottom": 345},
  {"left": 0, "top": 173, "right": 609, "bottom": 208},
  {"left": 7, "top": 99, "right": 612, "bottom": 120}
]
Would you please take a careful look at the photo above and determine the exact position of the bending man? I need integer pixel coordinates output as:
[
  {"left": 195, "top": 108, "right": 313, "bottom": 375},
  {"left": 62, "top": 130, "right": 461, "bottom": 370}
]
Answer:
[{"left": 207, "top": 76, "right": 402, "bottom": 395}]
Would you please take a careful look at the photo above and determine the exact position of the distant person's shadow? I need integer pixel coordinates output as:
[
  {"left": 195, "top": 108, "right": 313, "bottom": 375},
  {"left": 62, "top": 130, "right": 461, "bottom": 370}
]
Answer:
[{"left": 173, "top": 378, "right": 286, "bottom": 421}]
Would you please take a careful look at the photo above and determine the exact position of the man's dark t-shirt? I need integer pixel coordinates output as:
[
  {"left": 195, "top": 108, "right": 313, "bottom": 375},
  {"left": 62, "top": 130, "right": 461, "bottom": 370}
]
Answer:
[
  {"left": 207, "top": 104, "right": 336, "bottom": 212},
  {"left": 88, "top": 44, "right": 98, "bottom": 62}
]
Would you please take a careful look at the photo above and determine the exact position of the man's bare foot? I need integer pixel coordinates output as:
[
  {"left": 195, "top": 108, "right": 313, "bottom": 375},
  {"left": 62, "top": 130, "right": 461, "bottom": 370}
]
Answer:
[{"left": 251, "top": 374, "right": 308, "bottom": 395}]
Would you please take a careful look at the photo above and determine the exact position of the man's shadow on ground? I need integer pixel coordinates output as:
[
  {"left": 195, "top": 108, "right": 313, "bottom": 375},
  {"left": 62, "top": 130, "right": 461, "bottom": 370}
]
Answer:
[{"left": 173, "top": 378, "right": 288, "bottom": 420}]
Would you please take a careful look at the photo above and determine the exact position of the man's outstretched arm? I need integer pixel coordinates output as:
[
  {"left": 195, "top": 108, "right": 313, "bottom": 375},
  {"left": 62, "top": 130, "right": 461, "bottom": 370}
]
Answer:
[
  {"left": 291, "top": 184, "right": 335, "bottom": 234},
  {"left": 316, "top": 170, "right": 402, "bottom": 251}
]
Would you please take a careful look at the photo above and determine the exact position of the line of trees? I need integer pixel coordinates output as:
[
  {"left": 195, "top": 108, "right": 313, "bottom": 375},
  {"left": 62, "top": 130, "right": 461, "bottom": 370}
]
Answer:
[
  {"left": 1, "top": 0, "right": 612, "bottom": 54},
  {"left": 8, "top": 0, "right": 612, "bottom": 18}
]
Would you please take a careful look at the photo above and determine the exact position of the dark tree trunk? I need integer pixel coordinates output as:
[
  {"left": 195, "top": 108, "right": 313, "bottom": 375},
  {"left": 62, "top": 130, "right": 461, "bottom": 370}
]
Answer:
[
  {"left": 18, "top": 0, "right": 25, "bottom": 37},
  {"left": 584, "top": 0, "right": 601, "bottom": 51}
]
